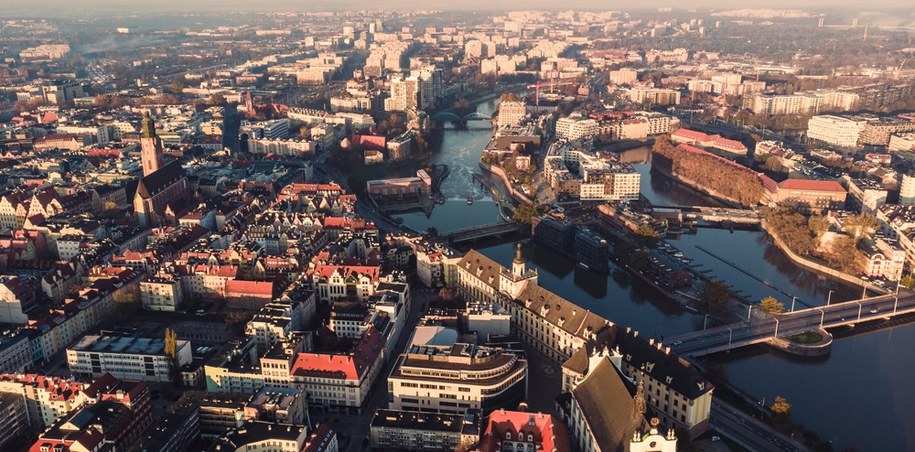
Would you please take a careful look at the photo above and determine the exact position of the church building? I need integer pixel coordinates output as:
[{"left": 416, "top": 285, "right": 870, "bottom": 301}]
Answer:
[{"left": 133, "top": 112, "right": 192, "bottom": 227}]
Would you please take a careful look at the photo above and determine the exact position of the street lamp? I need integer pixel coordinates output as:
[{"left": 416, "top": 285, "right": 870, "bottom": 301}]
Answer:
[
  {"left": 894, "top": 295, "right": 899, "bottom": 314},
  {"left": 855, "top": 300, "right": 863, "bottom": 320},
  {"left": 827, "top": 290, "right": 834, "bottom": 305},
  {"left": 791, "top": 296, "right": 797, "bottom": 312},
  {"left": 773, "top": 317, "right": 780, "bottom": 338},
  {"left": 727, "top": 327, "right": 733, "bottom": 349},
  {"left": 819, "top": 307, "right": 826, "bottom": 327},
  {"left": 747, "top": 304, "right": 755, "bottom": 323}
]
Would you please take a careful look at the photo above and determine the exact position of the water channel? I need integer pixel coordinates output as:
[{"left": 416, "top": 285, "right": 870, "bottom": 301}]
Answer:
[{"left": 391, "top": 98, "right": 911, "bottom": 450}]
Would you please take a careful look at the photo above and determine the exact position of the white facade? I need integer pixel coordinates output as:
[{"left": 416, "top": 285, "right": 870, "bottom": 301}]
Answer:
[
  {"left": 67, "top": 334, "right": 192, "bottom": 383},
  {"left": 807, "top": 115, "right": 867, "bottom": 148},
  {"left": 556, "top": 117, "right": 598, "bottom": 141}
]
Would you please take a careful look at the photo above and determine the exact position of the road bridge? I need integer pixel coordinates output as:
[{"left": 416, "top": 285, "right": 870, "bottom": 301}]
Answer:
[{"left": 667, "top": 290, "right": 915, "bottom": 357}]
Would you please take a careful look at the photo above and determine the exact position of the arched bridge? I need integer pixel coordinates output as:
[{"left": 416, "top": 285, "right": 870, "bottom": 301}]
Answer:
[{"left": 431, "top": 111, "right": 493, "bottom": 122}]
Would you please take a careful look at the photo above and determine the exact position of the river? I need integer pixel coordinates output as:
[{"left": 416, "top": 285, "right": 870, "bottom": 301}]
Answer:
[{"left": 393, "top": 101, "right": 911, "bottom": 449}]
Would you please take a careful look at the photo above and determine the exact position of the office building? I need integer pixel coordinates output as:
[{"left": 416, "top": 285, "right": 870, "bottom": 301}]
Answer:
[{"left": 67, "top": 334, "right": 193, "bottom": 383}]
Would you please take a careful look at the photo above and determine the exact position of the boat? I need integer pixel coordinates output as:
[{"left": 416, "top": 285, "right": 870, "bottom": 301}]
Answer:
[{"left": 466, "top": 196, "right": 473, "bottom": 205}]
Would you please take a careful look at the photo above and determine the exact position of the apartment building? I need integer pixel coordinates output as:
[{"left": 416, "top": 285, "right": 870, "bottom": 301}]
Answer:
[{"left": 67, "top": 334, "right": 193, "bottom": 383}]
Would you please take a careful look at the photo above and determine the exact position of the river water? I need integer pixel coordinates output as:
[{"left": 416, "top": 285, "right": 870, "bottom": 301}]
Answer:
[{"left": 393, "top": 100, "right": 911, "bottom": 450}]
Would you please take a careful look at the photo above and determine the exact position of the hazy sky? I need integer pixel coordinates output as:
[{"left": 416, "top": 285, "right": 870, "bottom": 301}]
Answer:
[{"left": 1, "top": 0, "right": 914, "bottom": 17}]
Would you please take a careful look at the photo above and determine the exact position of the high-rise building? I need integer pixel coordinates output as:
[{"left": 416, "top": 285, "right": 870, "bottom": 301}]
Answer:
[{"left": 901, "top": 173, "right": 915, "bottom": 205}]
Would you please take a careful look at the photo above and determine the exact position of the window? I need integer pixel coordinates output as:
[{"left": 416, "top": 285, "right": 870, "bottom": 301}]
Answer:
[{"left": 506, "top": 432, "right": 512, "bottom": 440}]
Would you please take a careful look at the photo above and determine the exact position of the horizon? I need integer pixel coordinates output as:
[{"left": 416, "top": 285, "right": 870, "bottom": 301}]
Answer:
[{"left": 2, "top": 1, "right": 915, "bottom": 18}]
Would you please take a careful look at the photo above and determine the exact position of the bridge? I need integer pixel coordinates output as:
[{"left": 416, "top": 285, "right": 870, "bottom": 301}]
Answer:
[
  {"left": 442, "top": 222, "right": 523, "bottom": 244},
  {"left": 648, "top": 205, "right": 761, "bottom": 225},
  {"left": 430, "top": 111, "right": 493, "bottom": 122},
  {"left": 667, "top": 290, "right": 915, "bottom": 357}
]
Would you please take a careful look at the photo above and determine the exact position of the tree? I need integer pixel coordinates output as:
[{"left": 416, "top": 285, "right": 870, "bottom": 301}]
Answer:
[
  {"left": 760, "top": 296, "right": 785, "bottom": 314},
  {"left": 807, "top": 215, "right": 830, "bottom": 241},
  {"left": 207, "top": 93, "right": 227, "bottom": 106},
  {"left": 770, "top": 396, "right": 792, "bottom": 416},
  {"left": 900, "top": 275, "right": 915, "bottom": 289},
  {"left": 700, "top": 281, "right": 731, "bottom": 311},
  {"left": 824, "top": 235, "right": 864, "bottom": 274},
  {"left": 512, "top": 203, "right": 539, "bottom": 224},
  {"left": 164, "top": 328, "right": 180, "bottom": 384},
  {"left": 634, "top": 223, "right": 661, "bottom": 246},
  {"left": 843, "top": 214, "right": 877, "bottom": 242}
]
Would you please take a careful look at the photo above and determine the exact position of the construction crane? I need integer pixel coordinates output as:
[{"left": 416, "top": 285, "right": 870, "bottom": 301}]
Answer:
[{"left": 527, "top": 79, "right": 579, "bottom": 106}]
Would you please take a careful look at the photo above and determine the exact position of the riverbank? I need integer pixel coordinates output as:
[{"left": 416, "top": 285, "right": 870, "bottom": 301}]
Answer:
[
  {"left": 650, "top": 162, "right": 745, "bottom": 208},
  {"left": 761, "top": 219, "right": 889, "bottom": 295}
]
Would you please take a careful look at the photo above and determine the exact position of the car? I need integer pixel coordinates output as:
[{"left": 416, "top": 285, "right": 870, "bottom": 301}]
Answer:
[
  {"left": 869, "top": 308, "right": 879, "bottom": 314},
  {"left": 671, "top": 340, "right": 683, "bottom": 346},
  {"left": 711, "top": 436, "right": 721, "bottom": 442}
]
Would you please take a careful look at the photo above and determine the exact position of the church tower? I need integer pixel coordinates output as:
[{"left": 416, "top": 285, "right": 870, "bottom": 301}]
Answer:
[
  {"left": 140, "top": 112, "right": 164, "bottom": 177},
  {"left": 512, "top": 242, "right": 525, "bottom": 277},
  {"left": 500, "top": 242, "right": 538, "bottom": 301}
]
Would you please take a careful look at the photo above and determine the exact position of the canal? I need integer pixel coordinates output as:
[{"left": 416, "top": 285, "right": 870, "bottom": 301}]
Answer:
[{"left": 394, "top": 102, "right": 910, "bottom": 449}]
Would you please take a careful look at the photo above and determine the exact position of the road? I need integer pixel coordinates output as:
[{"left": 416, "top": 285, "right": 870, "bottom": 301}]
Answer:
[
  {"left": 669, "top": 290, "right": 915, "bottom": 357},
  {"left": 711, "top": 400, "right": 809, "bottom": 452}
]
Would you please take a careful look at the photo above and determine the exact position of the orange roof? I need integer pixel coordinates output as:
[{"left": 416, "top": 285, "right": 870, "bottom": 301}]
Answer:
[
  {"left": 312, "top": 264, "right": 380, "bottom": 282},
  {"left": 225, "top": 279, "right": 274, "bottom": 296},
  {"left": 778, "top": 179, "right": 846, "bottom": 192},
  {"left": 479, "top": 410, "right": 572, "bottom": 452},
  {"left": 290, "top": 327, "right": 384, "bottom": 381},
  {"left": 672, "top": 128, "right": 711, "bottom": 142}
]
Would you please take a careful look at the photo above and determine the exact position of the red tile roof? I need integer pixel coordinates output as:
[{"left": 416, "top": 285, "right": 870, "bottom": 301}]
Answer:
[
  {"left": 478, "top": 410, "right": 572, "bottom": 452},
  {"left": 778, "top": 179, "right": 846, "bottom": 192},
  {"left": 290, "top": 327, "right": 384, "bottom": 381},
  {"left": 225, "top": 279, "right": 274, "bottom": 297}
]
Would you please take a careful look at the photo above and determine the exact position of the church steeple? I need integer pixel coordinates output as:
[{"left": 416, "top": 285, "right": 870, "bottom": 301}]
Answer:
[
  {"left": 140, "top": 111, "right": 164, "bottom": 177},
  {"left": 141, "top": 111, "right": 157, "bottom": 138}
]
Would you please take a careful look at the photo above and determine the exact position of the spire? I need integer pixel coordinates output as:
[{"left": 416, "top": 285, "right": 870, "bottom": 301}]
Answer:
[
  {"left": 633, "top": 376, "right": 647, "bottom": 423},
  {"left": 513, "top": 242, "right": 524, "bottom": 265},
  {"left": 141, "top": 111, "right": 157, "bottom": 138}
]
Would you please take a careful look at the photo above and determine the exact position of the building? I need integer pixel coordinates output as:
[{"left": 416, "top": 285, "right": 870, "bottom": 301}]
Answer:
[
  {"left": 140, "top": 112, "right": 164, "bottom": 177},
  {"left": 214, "top": 420, "right": 309, "bottom": 452},
  {"left": 609, "top": 68, "right": 639, "bottom": 85},
  {"left": 67, "top": 334, "right": 193, "bottom": 383},
  {"left": 133, "top": 116, "right": 192, "bottom": 227},
  {"left": 0, "top": 331, "right": 32, "bottom": 374},
  {"left": 574, "top": 227, "right": 610, "bottom": 272},
  {"left": 476, "top": 409, "right": 572, "bottom": 452},
  {"left": 628, "top": 88, "right": 681, "bottom": 106},
  {"left": 31, "top": 374, "right": 152, "bottom": 452},
  {"left": 452, "top": 247, "right": 713, "bottom": 435},
  {"left": 556, "top": 116, "right": 599, "bottom": 141},
  {"left": 370, "top": 409, "right": 481, "bottom": 451},
  {"left": 245, "top": 386, "right": 309, "bottom": 425},
  {"left": 900, "top": 172, "right": 915, "bottom": 205},
  {"left": 845, "top": 177, "right": 888, "bottom": 213},
  {"left": 770, "top": 179, "right": 847, "bottom": 211},
  {"left": 498, "top": 100, "right": 528, "bottom": 128},
  {"left": 388, "top": 342, "right": 527, "bottom": 414},
  {"left": 0, "top": 392, "right": 28, "bottom": 449},
  {"left": 0, "top": 374, "right": 90, "bottom": 431},
  {"left": 579, "top": 166, "right": 641, "bottom": 202},
  {"left": 140, "top": 275, "right": 184, "bottom": 311},
  {"left": 0, "top": 276, "right": 39, "bottom": 324},
  {"left": 807, "top": 115, "right": 868, "bottom": 148},
  {"left": 289, "top": 327, "right": 385, "bottom": 413}
]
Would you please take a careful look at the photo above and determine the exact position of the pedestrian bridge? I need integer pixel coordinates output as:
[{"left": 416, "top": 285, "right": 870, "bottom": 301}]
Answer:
[{"left": 442, "top": 222, "right": 523, "bottom": 244}]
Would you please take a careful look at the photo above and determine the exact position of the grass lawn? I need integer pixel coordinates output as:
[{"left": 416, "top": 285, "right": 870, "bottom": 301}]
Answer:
[{"left": 789, "top": 331, "right": 823, "bottom": 344}]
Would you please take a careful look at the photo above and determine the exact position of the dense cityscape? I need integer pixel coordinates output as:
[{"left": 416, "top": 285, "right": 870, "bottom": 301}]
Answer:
[{"left": 0, "top": 4, "right": 914, "bottom": 452}]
